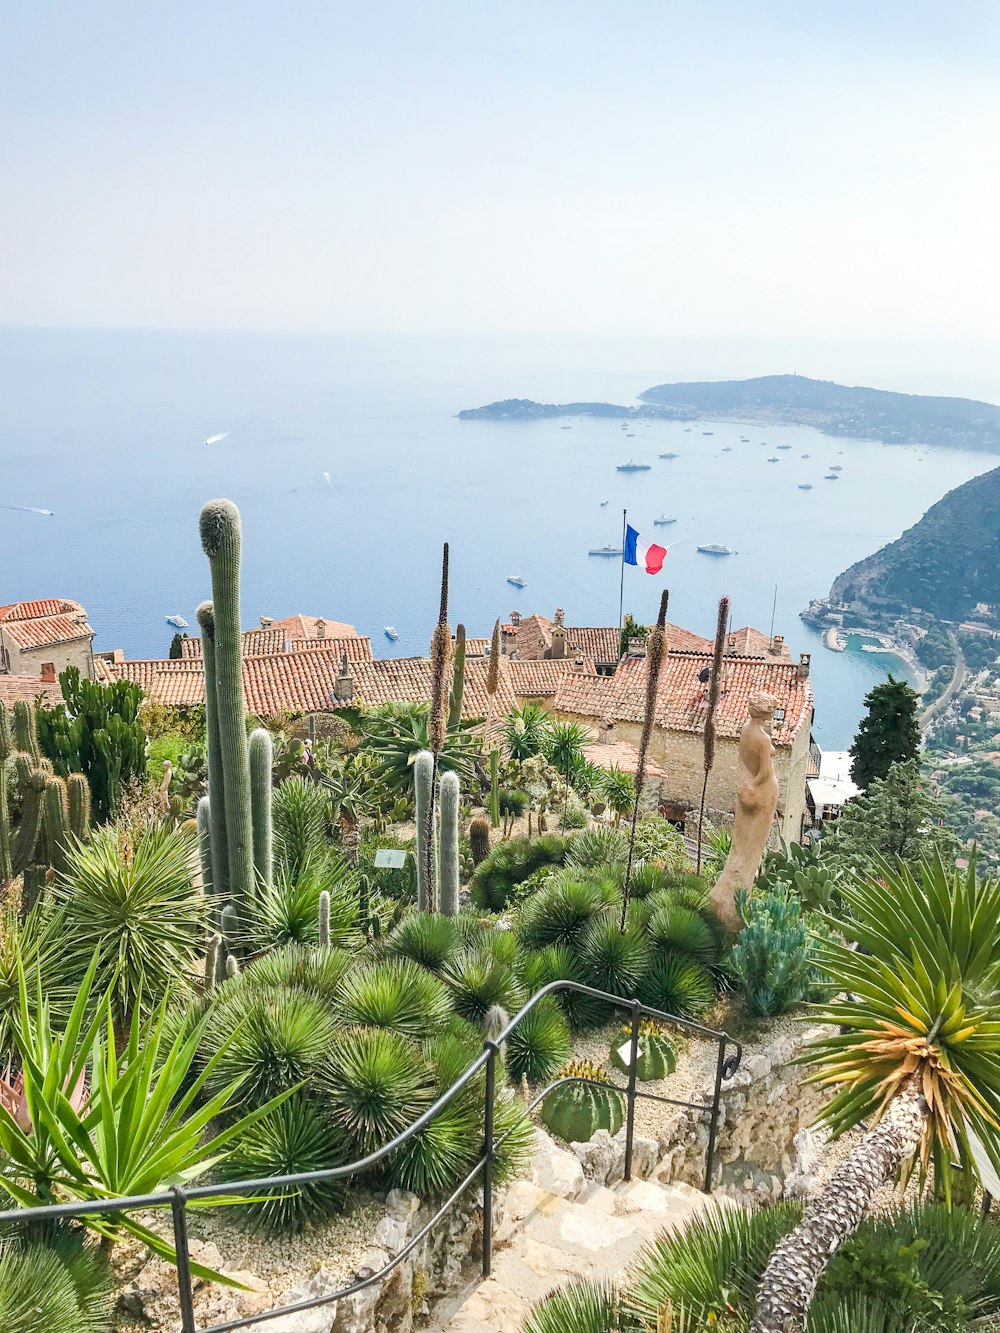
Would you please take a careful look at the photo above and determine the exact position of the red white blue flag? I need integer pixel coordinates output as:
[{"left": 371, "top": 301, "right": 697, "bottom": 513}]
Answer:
[{"left": 624, "top": 524, "right": 667, "bottom": 574}]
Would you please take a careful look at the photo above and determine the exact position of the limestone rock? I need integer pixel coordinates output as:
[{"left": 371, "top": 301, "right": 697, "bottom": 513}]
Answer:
[{"left": 529, "top": 1128, "right": 585, "bottom": 1199}]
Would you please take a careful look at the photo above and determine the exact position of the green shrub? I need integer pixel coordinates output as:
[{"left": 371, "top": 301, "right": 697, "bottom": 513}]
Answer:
[
  {"left": 579, "top": 917, "right": 651, "bottom": 998},
  {"left": 515, "top": 876, "right": 611, "bottom": 950},
  {"left": 470, "top": 834, "right": 571, "bottom": 911},
  {"left": 273, "top": 777, "right": 329, "bottom": 875},
  {"left": 632, "top": 814, "right": 692, "bottom": 872},
  {"left": 220, "top": 1095, "right": 347, "bottom": 1233},
  {"left": 322, "top": 1027, "right": 434, "bottom": 1158},
  {"left": 646, "top": 898, "right": 720, "bottom": 969},
  {"left": 386, "top": 912, "right": 462, "bottom": 972},
  {"left": 203, "top": 984, "right": 335, "bottom": 1109},
  {"left": 244, "top": 943, "right": 354, "bottom": 1001},
  {"left": 638, "top": 951, "right": 715, "bottom": 1019},
  {"left": 517, "top": 943, "right": 607, "bottom": 1031},
  {"left": 336, "top": 958, "right": 453, "bottom": 1038},
  {"left": 729, "top": 888, "right": 812, "bottom": 1017},
  {"left": 442, "top": 949, "right": 525, "bottom": 1028},
  {"left": 505, "top": 995, "right": 572, "bottom": 1084}
]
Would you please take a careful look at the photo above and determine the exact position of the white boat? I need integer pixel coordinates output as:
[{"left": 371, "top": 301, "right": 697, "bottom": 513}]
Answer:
[
  {"left": 384, "top": 626, "right": 399, "bottom": 640},
  {"left": 616, "top": 461, "right": 651, "bottom": 472},
  {"left": 658, "top": 452, "right": 678, "bottom": 460},
  {"left": 589, "top": 545, "right": 623, "bottom": 556},
  {"left": 653, "top": 515, "right": 676, "bottom": 525},
  {"left": 507, "top": 575, "right": 527, "bottom": 588},
  {"left": 697, "top": 544, "right": 733, "bottom": 556},
  {"left": 767, "top": 456, "right": 779, "bottom": 463},
  {"left": 776, "top": 444, "right": 791, "bottom": 450},
  {"left": 166, "top": 615, "right": 188, "bottom": 628},
  {"left": 798, "top": 483, "right": 813, "bottom": 490},
  {"left": 600, "top": 499, "right": 609, "bottom": 506}
]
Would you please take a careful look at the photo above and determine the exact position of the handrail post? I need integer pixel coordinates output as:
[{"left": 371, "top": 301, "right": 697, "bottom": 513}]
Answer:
[
  {"left": 170, "top": 1184, "right": 198, "bottom": 1333},
  {"left": 623, "top": 999, "right": 640, "bottom": 1182},
  {"left": 482, "top": 1040, "right": 497, "bottom": 1277},
  {"left": 704, "top": 1039, "right": 727, "bottom": 1194}
]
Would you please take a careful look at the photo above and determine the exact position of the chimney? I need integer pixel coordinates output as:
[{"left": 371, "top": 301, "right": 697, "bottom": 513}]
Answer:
[
  {"left": 260, "top": 616, "right": 273, "bottom": 629},
  {"left": 600, "top": 719, "right": 615, "bottom": 745},
  {"left": 770, "top": 633, "right": 785, "bottom": 656},
  {"left": 553, "top": 607, "right": 565, "bottom": 627},
  {"left": 40, "top": 662, "right": 56, "bottom": 684},
  {"left": 572, "top": 653, "right": 584, "bottom": 673},
  {"left": 798, "top": 652, "right": 811, "bottom": 679},
  {"left": 627, "top": 636, "right": 647, "bottom": 658},
  {"left": 510, "top": 610, "right": 521, "bottom": 627},
  {"left": 333, "top": 653, "right": 354, "bottom": 702},
  {"left": 315, "top": 618, "right": 327, "bottom": 640},
  {"left": 550, "top": 622, "right": 566, "bottom": 660}
]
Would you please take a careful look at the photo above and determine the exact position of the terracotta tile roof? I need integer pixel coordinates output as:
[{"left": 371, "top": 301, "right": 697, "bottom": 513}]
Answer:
[
  {"left": 554, "top": 653, "right": 812, "bottom": 748},
  {"left": 0, "top": 675, "right": 65, "bottom": 705},
  {"left": 727, "top": 626, "right": 791, "bottom": 659},
  {"left": 267, "top": 615, "right": 361, "bottom": 641},
  {"left": 1, "top": 613, "right": 95, "bottom": 650},
  {"left": 508, "top": 658, "right": 596, "bottom": 697},
  {"left": 293, "top": 636, "right": 373, "bottom": 660},
  {"left": 583, "top": 739, "right": 669, "bottom": 781},
  {"left": 0, "top": 599, "right": 86, "bottom": 623},
  {"left": 504, "top": 614, "right": 713, "bottom": 665},
  {"left": 465, "top": 639, "right": 491, "bottom": 657},
  {"left": 179, "top": 630, "right": 373, "bottom": 662}
]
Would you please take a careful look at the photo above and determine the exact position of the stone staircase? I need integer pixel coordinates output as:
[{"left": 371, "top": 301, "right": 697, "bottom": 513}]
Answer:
[{"left": 425, "top": 1130, "right": 730, "bottom": 1333}]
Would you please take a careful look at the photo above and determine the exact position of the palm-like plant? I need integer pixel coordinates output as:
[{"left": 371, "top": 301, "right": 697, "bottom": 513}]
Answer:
[
  {"left": 50, "top": 821, "right": 211, "bottom": 1035},
  {"left": 335, "top": 958, "right": 453, "bottom": 1038},
  {"left": 546, "top": 720, "right": 591, "bottom": 773},
  {"left": 599, "top": 765, "right": 636, "bottom": 827},
  {"left": 363, "top": 703, "right": 474, "bottom": 794},
  {"left": 272, "top": 776, "right": 329, "bottom": 875},
  {"left": 751, "top": 854, "right": 1000, "bottom": 1333},
  {"left": 502, "top": 702, "right": 552, "bottom": 761}
]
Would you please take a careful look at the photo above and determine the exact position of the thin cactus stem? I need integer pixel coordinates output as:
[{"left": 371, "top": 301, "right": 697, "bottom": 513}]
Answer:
[
  {"left": 425, "top": 541, "right": 452, "bottom": 911},
  {"left": 225, "top": 953, "right": 240, "bottom": 979},
  {"left": 196, "top": 795, "right": 213, "bottom": 894},
  {"left": 197, "top": 601, "right": 230, "bottom": 899},
  {"left": 66, "top": 773, "right": 91, "bottom": 841},
  {"left": 220, "top": 901, "right": 240, "bottom": 978},
  {"left": 489, "top": 748, "right": 500, "bottom": 829},
  {"left": 414, "top": 749, "right": 434, "bottom": 912},
  {"left": 697, "top": 595, "right": 731, "bottom": 874},
  {"left": 11, "top": 770, "right": 46, "bottom": 880},
  {"left": 438, "top": 770, "right": 460, "bottom": 916},
  {"left": 448, "top": 624, "right": 467, "bottom": 730},
  {"left": 248, "top": 728, "right": 274, "bottom": 891},
  {"left": 204, "top": 934, "right": 220, "bottom": 993},
  {"left": 621, "top": 588, "right": 669, "bottom": 930},
  {"left": 200, "top": 499, "right": 254, "bottom": 912},
  {"left": 0, "top": 704, "right": 13, "bottom": 884},
  {"left": 43, "top": 776, "right": 71, "bottom": 876},
  {"left": 318, "top": 889, "right": 330, "bottom": 947}
]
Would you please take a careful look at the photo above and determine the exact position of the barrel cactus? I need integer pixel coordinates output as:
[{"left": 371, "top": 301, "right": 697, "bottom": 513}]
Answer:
[
  {"left": 469, "top": 816, "right": 491, "bottom": 866},
  {"left": 540, "top": 1059, "right": 625, "bottom": 1143},
  {"left": 609, "top": 1019, "right": 678, "bottom": 1082}
]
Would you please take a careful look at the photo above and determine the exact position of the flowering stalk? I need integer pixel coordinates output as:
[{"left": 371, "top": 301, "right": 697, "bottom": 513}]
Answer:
[
  {"left": 425, "top": 543, "right": 452, "bottom": 907},
  {"left": 621, "top": 589, "right": 668, "bottom": 929},
  {"left": 696, "top": 596, "right": 730, "bottom": 874}
]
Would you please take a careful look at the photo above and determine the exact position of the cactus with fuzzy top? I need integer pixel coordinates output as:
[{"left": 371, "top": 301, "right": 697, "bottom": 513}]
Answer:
[
  {"left": 199, "top": 500, "right": 254, "bottom": 913},
  {"left": 204, "top": 933, "right": 221, "bottom": 993},
  {"left": 248, "top": 728, "right": 273, "bottom": 891},
  {"left": 438, "top": 771, "right": 460, "bottom": 916},
  {"left": 196, "top": 795, "right": 213, "bottom": 894},
  {"left": 540, "top": 1059, "right": 625, "bottom": 1143},
  {"left": 219, "top": 901, "right": 240, "bottom": 981}
]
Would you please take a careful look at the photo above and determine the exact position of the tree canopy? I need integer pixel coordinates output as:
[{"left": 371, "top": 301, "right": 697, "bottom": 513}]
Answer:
[{"left": 848, "top": 675, "right": 920, "bottom": 790}]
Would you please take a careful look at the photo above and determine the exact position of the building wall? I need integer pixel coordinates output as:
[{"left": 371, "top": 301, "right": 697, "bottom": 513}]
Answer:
[
  {"left": 1, "top": 634, "right": 94, "bottom": 681},
  {"left": 556, "top": 708, "right": 809, "bottom": 842}
]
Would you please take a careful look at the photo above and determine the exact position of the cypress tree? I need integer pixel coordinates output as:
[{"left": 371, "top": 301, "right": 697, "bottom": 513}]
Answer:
[{"left": 848, "top": 674, "right": 920, "bottom": 791}]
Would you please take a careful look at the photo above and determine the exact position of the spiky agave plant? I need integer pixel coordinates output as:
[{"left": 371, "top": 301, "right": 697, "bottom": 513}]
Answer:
[
  {"left": 321, "top": 1026, "right": 435, "bottom": 1158},
  {"left": 522, "top": 1281, "right": 626, "bottom": 1333},
  {"left": 272, "top": 776, "right": 329, "bottom": 877},
  {"left": 244, "top": 851, "right": 359, "bottom": 951},
  {"left": 243, "top": 942, "right": 355, "bottom": 1001},
  {"left": 335, "top": 957, "right": 454, "bottom": 1038},
  {"left": 386, "top": 912, "right": 463, "bottom": 973},
  {"left": 696, "top": 595, "right": 730, "bottom": 875},
  {"left": 0, "top": 1232, "right": 114, "bottom": 1333},
  {"left": 505, "top": 994, "right": 572, "bottom": 1084},
  {"left": 515, "top": 875, "right": 612, "bottom": 950},
  {"left": 621, "top": 588, "right": 669, "bottom": 929},
  {"left": 441, "top": 947, "right": 525, "bottom": 1028},
  {"left": 517, "top": 943, "right": 608, "bottom": 1031},
  {"left": 638, "top": 951, "right": 715, "bottom": 1019}
]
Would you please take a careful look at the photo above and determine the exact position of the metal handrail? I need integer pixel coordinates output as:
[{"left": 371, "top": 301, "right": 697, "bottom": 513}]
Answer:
[{"left": 0, "top": 980, "right": 741, "bottom": 1333}]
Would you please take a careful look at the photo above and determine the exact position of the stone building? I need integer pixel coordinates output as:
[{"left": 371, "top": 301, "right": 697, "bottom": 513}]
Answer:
[
  {"left": 553, "top": 645, "right": 814, "bottom": 842},
  {"left": 0, "top": 599, "right": 95, "bottom": 681}
]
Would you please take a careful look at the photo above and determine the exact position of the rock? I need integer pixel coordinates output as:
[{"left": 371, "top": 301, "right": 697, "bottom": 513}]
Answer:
[
  {"left": 529, "top": 1128, "right": 585, "bottom": 1199},
  {"left": 117, "top": 1241, "right": 272, "bottom": 1331},
  {"left": 570, "top": 1129, "right": 619, "bottom": 1186},
  {"left": 784, "top": 1125, "right": 829, "bottom": 1200}
]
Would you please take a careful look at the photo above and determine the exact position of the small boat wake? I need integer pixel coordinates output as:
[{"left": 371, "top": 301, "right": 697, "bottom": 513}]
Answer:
[
  {"left": 2, "top": 505, "right": 54, "bottom": 517},
  {"left": 204, "top": 430, "right": 231, "bottom": 446}
]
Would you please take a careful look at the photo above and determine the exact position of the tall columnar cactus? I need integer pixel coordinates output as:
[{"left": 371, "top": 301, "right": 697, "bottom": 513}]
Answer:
[
  {"left": 0, "top": 705, "right": 13, "bottom": 884},
  {"left": 199, "top": 499, "right": 254, "bottom": 912},
  {"left": 66, "top": 773, "right": 91, "bottom": 841},
  {"left": 489, "top": 750, "right": 501, "bottom": 830},
  {"left": 318, "top": 889, "right": 330, "bottom": 947},
  {"left": 414, "top": 749, "right": 434, "bottom": 913},
  {"left": 10, "top": 771, "right": 46, "bottom": 881},
  {"left": 248, "top": 728, "right": 274, "bottom": 891},
  {"left": 43, "top": 777, "right": 71, "bottom": 876},
  {"left": 12, "top": 700, "right": 40, "bottom": 762},
  {"left": 448, "top": 624, "right": 466, "bottom": 730},
  {"left": 196, "top": 795, "right": 213, "bottom": 894},
  {"left": 438, "top": 770, "right": 460, "bottom": 917},
  {"left": 196, "top": 602, "right": 229, "bottom": 897}
]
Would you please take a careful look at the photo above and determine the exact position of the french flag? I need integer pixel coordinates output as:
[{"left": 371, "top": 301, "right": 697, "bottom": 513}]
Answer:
[{"left": 624, "top": 524, "right": 667, "bottom": 575}]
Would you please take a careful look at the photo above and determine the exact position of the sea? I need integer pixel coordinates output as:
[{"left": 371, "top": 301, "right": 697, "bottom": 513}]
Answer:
[{"left": 2, "top": 329, "right": 995, "bottom": 749}]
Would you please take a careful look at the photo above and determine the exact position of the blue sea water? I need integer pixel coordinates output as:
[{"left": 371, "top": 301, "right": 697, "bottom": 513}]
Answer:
[{"left": 1, "top": 330, "right": 993, "bottom": 748}]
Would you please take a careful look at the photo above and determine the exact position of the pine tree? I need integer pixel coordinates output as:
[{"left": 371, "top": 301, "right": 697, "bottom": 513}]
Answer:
[
  {"left": 168, "top": 632, "right": 186, "bottom": 659},
  {"left": 848, "top": 674, "right": 920, "bottom": 790},
  {"left": 824, "top": 757, "right": 956, "bottom": 874}
]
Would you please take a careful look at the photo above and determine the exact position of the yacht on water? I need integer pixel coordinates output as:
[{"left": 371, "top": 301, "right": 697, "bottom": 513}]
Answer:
[
  {"left": 798, "top": 483, "right": 813, "bottom": 490},
  {"left": 767, "top": 456, "right": 779, "bottom": 463},
  {"left": 824, "top": 473, "right": 840, "bottom": 481},
  {"left": 658, "top": 452, "right": 678, "bottom": 460},
  {"left": 600, "top": 499, "right": 609, "bottom": 506},
  {"left": 507, "top": 575, "right": 527, "bottom": 588},
  {"left": 697, "top": 544, "right": 734, "bottom": 556},
  {"left": 166, "top": 615, "right": 188, "bottom": 628},
  {"left": 653, "top": 515, "right": 676, "bottom": 525},
  {"left": 616, "top": 461, "right": 651, "bottom": 472},
  {"left": 384, "top": 626, "right": 399, "bottom": 641},
  {"left": 589, "top": 545, "right": 623, "bottom": 557}
]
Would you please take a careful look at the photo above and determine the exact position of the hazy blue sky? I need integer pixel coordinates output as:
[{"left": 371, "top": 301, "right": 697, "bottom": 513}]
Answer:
[{"left": 3, "top": 2, "right": 1000, "bottom": 339}]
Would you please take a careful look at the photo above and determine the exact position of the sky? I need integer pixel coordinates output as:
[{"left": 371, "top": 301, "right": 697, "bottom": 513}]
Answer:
[{"left": 3, "top": 1, "right": 1000, "bottom": 341}]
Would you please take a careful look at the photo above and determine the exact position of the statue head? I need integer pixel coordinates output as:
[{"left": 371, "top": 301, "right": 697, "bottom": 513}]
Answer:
[{"left": 747, "top": 692, "right": 779, "bottom": 720}]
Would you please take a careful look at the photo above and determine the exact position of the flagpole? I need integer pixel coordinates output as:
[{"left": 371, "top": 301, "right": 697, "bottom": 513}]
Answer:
[{"left": 618, "top": 507, "right": 627, "bottom": 632}]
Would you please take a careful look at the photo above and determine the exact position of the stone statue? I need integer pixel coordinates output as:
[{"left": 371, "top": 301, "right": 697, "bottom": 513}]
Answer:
[
  {"left": 157, "top": 760, "right": 172, "bottom": 815},
  {"left": 708, "top": 692, "right": 780, "bottom": 933}
]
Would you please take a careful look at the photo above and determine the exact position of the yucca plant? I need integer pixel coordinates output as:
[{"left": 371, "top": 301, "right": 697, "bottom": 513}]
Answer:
[
  {"left": 218, "top": 1094, "right": 348, "bottom": 1233},
  {"left": 335, "top": 957, "right": 453, "bottom": 1038},
  {"left": 245, "top": 851, "right": 359, "bottom": 950},
  {"left": 638, "top": 951, "right": 715, "bottom": 1019},
  {"left": 566, "top": 822, "right": 629, "bottom": 870},
  {"left": 579, "top": 916, "right": 651, "bottom": 998},
  {"left": 243, "top": 942, "right": 355, "bottom": 1001},
  {"left": 50, "top": 821, "right": 211, "bottom": 1036},
  {"left": 751, "top": 854, "right": 1000, "bottom": 1333},
  {"left": 599, "top": 765, "right": 636, "bottom": 828},
  {"left": 516, "top": 875, "right": 611, "bottom": 950},
  {"left": 272, "top": 776, "right": 329, "bottom": 876},
  {"left": 387, "top": 912, "right": 462, "bottom": 973},
  {"left": 388, "top": 1092, "right": 481, "bottom": 1195},
  {"left": 523, "top": 1280, "right": 626, "bottom": 1333},
  {"left": 321, "top": 1027, "right": 435, "bottom": 1159},
  {"left": 442, "top": 949, "right": 525, "bottom": 1028},
  {"left": 201, "top": 982, "right": 336, "bottom": 1109},
  {"left": 502, "top": 701, "right": 552, "bottom": 761},
  {"left": 505, "top": 994, "right": 572, "bottom": 1084}
]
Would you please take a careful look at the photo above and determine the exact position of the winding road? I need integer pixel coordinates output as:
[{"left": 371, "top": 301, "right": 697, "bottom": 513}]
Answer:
[{"left": 921, "top": 632, "right": 966, "bottom": 731}]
